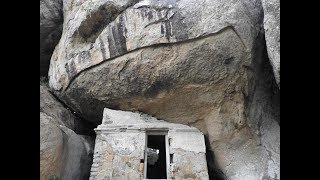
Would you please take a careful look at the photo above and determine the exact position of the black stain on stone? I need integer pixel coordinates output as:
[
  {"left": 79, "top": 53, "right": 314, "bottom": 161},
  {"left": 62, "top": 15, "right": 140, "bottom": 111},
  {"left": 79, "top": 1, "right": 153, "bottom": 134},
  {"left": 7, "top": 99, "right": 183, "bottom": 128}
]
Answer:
[
  {"left": 171, "top": 11, "right": 189, "bottom": 41},
  {"left": 108, "top": 14, "right": 128, "bottom": 58},
  {"left": 161, "top": 24, "right": 164, "bottom": 34},
  {"left": 118, "top": 14, "right": 128, "bottom": 54},
  {"left": 77, "top": 2, "right": 120, "bottom": 42},
  {"left": 65, "top": 63, "right": 70, "bottom": 76},
  {"left": 112, "top": 26, "right": 120, "bottom": 55},
  {"left": 145, "top": 77, "right": 175, "bottom": 97},
  {"left": 107, "top": 31, "right": 117, "bottom": 58},
  {"left": 224, "top": 57, "right": 234, "bottom": 65},
  {"left": 164, "top": 20, "right": 172, "bottom": 41},
  {"left": 147, "top": 10, "right": 154, "bottom": 20},
  {"left": 99, "top": 37, "right": 107, "bottom": 60}
]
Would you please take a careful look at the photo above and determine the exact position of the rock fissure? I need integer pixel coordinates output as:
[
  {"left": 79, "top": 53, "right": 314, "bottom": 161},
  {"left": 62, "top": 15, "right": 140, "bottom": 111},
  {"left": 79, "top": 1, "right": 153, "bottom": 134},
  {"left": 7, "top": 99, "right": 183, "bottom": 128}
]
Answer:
[{"left": 48, "top": 86, "right": 96, "bottom": 136}]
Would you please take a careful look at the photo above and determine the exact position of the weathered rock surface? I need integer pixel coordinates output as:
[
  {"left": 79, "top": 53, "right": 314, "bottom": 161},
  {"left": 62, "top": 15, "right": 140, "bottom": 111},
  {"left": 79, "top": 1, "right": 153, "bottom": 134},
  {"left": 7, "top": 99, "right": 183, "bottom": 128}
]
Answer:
[
  {"left": 205, "top": 33, "right": 279, "bottom": 180},
  {"left": 40, "top": 84, "right": 94, "bottom": 180},
  {"left": 49, "top": 0, "right": 264, "bottom": 125},
  {"left": 40, "top": 84, "right": 75, "bottom": 129},
  {"left": 40, "top": 112, "right": 63, "bottom": 180},
  {"left": 40, "top": 0, "right": 63, "bottom": 76},
  {"left": 46, "top": 0, "right": 279, "bottom": 179},
  {"left": 59, "top": 125, "right": 94, "bottom": 180},
  {"left": 40, "top": 83, "right": 95, "bottom": 134},
  {"left": 48, "top": 0, "right": 263, "bottom": 91},
  {"left": 262, "top": 0, "right": 280, "bottom": 88},
  {"left": 57, "top": 27, "right": 248, "bottom": 126},
  {"left": 245, "top": 38, "right": 280, "bottom": 179}
]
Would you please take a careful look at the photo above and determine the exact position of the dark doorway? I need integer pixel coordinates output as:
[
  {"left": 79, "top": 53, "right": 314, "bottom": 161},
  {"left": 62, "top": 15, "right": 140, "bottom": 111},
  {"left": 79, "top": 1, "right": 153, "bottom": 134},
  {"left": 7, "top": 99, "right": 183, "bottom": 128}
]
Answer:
[{"left": 146, "top": 135, "right": 167, "bottom": 179}]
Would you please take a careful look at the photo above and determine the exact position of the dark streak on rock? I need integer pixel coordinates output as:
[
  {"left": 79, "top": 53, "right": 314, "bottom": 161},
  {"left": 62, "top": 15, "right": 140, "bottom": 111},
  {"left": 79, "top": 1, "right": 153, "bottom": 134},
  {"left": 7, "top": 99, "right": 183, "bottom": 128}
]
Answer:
[
  {"left": 99, "top": 37, "right": 107, "bottom": 60},
  {"left": 147, "top": 10, "right": 153, "bottom": 20},
  {"left": 118, "top": 14, "right": 128, "bottom": 54},
  {"left": 65, "top": 63, "right": 70, "bottom": 75},
  {"left": 164, "top": 20, "right": 172, "bottom": 41},
  {"left": 108, "top": 14, "right": 128, "bottom": 57},
  {"left": 77, "top": 2, "right": 119, "bottom": 43},
  {"left": 161, "top": 24, "right": 164, "bottom": 34},
  {"left": 144, "top": 77, "right": 175, "bottom": 97},
  {"left": 112, "top": 26, "right": 120, "bottom": 56},
  {"left": 171, "top": 11, "right": 189, "bottom": 41},
  {"left": 224, "top": 57, "right": 234, "bottom": 65},
  {"left": 107, "top": 28, "right": 117, "bottom": 57},
  {"left": 75, "top": 0, "right": 140, "bottom": 43}
]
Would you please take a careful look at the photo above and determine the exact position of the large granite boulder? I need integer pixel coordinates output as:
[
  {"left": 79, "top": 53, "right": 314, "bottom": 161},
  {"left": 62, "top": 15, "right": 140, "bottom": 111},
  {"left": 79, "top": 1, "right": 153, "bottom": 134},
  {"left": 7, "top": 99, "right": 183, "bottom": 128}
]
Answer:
[
  {"left": 49, "top": 0, "right": 263, "bottom": 123},
  {"left": 40, "top": 0, "right": 63, "bottom": 76},
  {"left": 262, "top": 0, "right": 280, "bottom": 88},
  {"left": 40, "top": 112, "right": 63, "bottom": 180},
  {"left": 47, "top": 0, "right": 279, "bottom": 179},
  {"left": 40, "top": 84, "right": 94, "bottom": 180}
]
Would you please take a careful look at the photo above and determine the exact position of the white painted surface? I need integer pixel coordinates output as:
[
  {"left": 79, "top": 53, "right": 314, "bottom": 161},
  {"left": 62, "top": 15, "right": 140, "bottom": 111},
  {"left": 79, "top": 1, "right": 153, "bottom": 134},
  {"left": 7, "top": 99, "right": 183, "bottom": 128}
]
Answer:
[{"left": 169, "top": 131, "right": 206, "bottom": 153}]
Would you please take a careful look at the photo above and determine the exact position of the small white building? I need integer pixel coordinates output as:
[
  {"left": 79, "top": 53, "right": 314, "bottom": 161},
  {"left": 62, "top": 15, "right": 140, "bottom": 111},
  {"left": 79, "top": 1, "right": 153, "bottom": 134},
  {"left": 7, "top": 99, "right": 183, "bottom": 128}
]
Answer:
[{"left": 89, "top": 108, "right": 209, "bottom": 180}]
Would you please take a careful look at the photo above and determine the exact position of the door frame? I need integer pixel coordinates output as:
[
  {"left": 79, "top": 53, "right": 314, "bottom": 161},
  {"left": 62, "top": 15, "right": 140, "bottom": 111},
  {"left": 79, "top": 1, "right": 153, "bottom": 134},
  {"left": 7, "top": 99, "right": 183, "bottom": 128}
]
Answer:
[{"left": 144, "top": 130, "right": 169, "bottom": 179}]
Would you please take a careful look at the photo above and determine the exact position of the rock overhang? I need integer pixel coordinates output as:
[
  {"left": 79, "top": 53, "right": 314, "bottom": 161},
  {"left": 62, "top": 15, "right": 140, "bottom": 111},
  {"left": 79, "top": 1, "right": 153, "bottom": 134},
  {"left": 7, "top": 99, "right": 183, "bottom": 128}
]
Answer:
[{"left": 49, "top": 0, "right": 261, "bottom": 92}]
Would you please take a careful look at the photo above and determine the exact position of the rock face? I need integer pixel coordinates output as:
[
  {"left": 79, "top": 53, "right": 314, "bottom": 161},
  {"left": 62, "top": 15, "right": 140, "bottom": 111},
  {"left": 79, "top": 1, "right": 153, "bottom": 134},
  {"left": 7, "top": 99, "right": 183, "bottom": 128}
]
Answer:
[
  {"left": 40, "top": 84, "right": 76, "bottom": 130},
  {"left": 48, "top": 0, "right": 263, "bottom": 91},
  {"left": 262, "top": 0, "right": 280, "bottom": 88},
  {"left": 49, "top": 0, "right": 263, "bottom": 124},
  {"left": 40, "top": 0, "right": 63, "bottom": 76},
  {"left": 40, "top": 83, "right": 95, "bottom": 134},
  {"left": 40, "top": 112, "right": 63, "bottom": 180},
  {"left": 40, "top": 84, "right": 94, "bottom": 180},
  {"left": 245, "top": 38, "right": 280, "bottom": 179},
  {"left": 46, "top": 0, "right": 280, "bottom": 179},
  {"left": 57, "top": 27, "right": 248, "bottom": 126},
  {"left": 207, "top": 41, "right": 280, "bottom": 180}
]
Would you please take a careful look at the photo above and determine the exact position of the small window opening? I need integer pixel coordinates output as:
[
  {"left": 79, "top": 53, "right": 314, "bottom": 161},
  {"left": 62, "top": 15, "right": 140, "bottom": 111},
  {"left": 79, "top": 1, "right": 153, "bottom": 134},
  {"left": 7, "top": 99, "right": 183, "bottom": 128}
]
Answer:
[
  {"left": 146, "top": 135, "right": 167, "bottom": 179},
  {"left": 170, "top": 154, "right": 173, "bottom": 163}
]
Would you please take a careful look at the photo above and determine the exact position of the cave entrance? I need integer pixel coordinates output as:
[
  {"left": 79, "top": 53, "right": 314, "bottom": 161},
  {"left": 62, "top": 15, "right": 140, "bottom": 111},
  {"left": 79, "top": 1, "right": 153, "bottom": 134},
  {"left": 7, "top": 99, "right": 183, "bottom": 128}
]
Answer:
[{"left": 144, "top": 131, "right": 169, "bottom": 179}]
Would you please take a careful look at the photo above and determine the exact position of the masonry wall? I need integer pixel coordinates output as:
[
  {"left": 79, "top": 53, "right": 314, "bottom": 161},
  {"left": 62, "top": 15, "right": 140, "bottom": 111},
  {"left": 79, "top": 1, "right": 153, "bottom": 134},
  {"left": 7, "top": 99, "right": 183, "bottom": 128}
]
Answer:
[
  {"left": 90, "top": 132, "right": 145, "bottom": 180},
  {"left": 89, "top": 108, "right": 209, "bottom": 180},
  {"left": 168, "top": 131, "right": 209, "bottom": 180},
  {"left": 90, "top": 130, "right": 209, "bottom": 180}
]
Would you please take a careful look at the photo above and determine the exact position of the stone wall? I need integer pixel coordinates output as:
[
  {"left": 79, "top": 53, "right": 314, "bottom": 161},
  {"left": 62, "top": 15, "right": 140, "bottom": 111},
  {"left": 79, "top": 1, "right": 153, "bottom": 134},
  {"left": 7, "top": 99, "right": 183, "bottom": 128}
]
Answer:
[
  {"left": 169, "top": 131, "right": 208, "bottom": 179},
  {"left": 89, "top": 108, "right": 209, "bottom": 180},
  {"left": 90, "top": 132, "right": 145, "bottom": 179}
]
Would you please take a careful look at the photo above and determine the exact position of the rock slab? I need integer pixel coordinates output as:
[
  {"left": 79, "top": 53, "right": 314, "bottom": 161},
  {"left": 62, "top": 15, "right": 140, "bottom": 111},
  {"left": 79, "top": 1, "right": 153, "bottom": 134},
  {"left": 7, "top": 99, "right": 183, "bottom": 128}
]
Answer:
[{"left": 40, "top": 84, "right": 94, "bottom": 180}]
